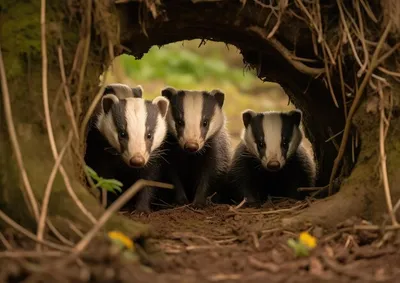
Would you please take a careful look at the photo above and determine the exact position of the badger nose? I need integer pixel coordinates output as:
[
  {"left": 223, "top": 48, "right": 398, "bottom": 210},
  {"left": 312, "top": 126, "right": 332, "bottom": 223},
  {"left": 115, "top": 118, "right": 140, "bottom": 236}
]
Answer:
[
  {"left": 267, "top": 161, "right": 281, "bottom": 171},
  {"left": 129, "top": 155, "right": 145, "bottom": 168},
  {"left": 184, "top": 142, "right": 199, "bottom": 153}
]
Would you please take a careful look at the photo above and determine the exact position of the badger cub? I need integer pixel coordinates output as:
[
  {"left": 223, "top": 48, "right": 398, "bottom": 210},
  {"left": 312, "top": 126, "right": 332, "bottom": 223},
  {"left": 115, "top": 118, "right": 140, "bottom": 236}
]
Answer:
[
  {"left": 161, "top": 87, "right": 231, "bottom": 208},
  {"left": 229, "top": 109, "right": 316, "bottom": 204},
  {"left": 84, "top": 83, "right": 169, "bottom": 212}
]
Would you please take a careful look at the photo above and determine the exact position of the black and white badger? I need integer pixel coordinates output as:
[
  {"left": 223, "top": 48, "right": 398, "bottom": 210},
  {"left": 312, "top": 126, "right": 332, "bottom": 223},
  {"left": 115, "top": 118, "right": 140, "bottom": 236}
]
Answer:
[
  {"left": 84, "top": 83, "right": 169, "bottom": 212},
  {"left": 228, "top": 109, "right": 317, "bottom": 204},
  {"left": 160, "top": 87, "right": 231, "bottom": 207}
]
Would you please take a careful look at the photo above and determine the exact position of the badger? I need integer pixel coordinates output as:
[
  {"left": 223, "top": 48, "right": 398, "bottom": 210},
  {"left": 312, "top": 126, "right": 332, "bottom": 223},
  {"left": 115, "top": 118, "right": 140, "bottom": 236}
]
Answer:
[
  {"left": 84, "top": 84, "right": 169, "bottom": 213},
  {"left": 160, "top": 87, "right": 231, "bottom": 208},
  {"left": 228, "top": 109, "right": 317, "bottom": 205}
]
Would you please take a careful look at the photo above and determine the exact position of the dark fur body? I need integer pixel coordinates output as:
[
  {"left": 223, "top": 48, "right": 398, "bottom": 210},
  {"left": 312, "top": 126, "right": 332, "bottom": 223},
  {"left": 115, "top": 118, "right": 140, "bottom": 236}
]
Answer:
[
  {"left": 83, "top": 84, "right": 168, "bottom": 213},
  {"left": 228, "top": 142, "right": 314, "bottom": 204},
  {"left": 84, "top": 125, "right": 163, "bottom": 212},
  {"left": 161, "top": 130, "right": 230, "bottom": 207}
]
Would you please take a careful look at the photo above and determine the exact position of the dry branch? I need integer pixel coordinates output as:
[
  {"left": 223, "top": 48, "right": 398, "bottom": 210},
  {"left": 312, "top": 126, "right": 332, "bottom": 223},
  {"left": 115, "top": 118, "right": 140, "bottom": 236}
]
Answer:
[
  {"left": 0, "top": 209, "right": 71, "bottom": 252},
  {"left": 248, "top": 26, "right": 325, "bottom": 76},
  {"left": 0, "top": 47, "right": 40, "bottom": 223},
  {"left": 328, "top": 20, "right": 394, "bottom": 195},
  {"left": 61, "top": 179, "right": 173, "bottom": 264},
  {"left": 37, "top": 131, "right": 74, "bottom": 250},
  {"left": 378, "top": 83, "right": 397, "bottom": 225},
  {"left": 40, "top": 0, "right": 96, "bottom": 225}
]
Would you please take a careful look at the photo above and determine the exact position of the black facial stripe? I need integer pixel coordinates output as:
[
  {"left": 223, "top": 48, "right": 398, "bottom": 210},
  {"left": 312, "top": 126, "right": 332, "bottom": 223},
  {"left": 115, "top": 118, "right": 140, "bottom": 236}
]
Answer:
[
  {"left": 200, "top": 92, "right": 217, "bottom": 139},
  {"left": 280, "top": 113, "right": 294, "bottom": 159},
  {"left": 250, "top": 114, "right": 266, "bottom": 158},
  {"left": 170, "top": 91, "right": 185, "bottom": 138},
  {"left": 145, "top": 101, "right": 158, "bottom": 152},
  {"left": 111, "top": 100, "right": 128, "bottom": 153}
]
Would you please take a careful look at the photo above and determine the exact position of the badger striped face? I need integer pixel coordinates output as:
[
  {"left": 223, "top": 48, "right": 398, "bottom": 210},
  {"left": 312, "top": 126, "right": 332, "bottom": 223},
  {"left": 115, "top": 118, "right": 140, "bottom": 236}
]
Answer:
[
  {"left": 241, "top": 109, "right": 303, "bottom": 171},
  {"left": 96, "top": 94, "right": 169, "bottom": 168},
  {"left": 161, "top": 87, "right": 226, "bottom": 153}
]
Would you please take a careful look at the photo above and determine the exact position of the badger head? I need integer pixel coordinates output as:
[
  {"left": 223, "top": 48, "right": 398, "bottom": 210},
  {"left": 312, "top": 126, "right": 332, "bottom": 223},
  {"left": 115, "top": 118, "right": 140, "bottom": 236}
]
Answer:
[
  {"left": 96, "top": 94, "right": 169, "bottom": 168},
  {"left": 241, "top": 109, "right": 303, "bottom": 171},
  {"left": 161, "top": 87, "right": 226, "bottom": 153}
]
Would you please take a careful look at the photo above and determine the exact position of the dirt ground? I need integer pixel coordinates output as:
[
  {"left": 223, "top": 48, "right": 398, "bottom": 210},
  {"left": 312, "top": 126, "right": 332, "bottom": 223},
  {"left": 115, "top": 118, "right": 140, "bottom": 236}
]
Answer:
[{"left": 1, "top": 199, "right": 400, "bottom": 282}]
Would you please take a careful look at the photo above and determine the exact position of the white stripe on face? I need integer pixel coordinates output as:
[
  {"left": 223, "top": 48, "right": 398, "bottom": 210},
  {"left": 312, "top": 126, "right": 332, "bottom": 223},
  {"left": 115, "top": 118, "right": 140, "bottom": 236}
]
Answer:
[
  {"left": 262, "top": 113, "right": 285, "bottom": 167},
  {"left": 97, "top": 111, "right": 120, "bottom": 152},
  {"left": 123, "top": 98, "right": 148, "bottom": 163},
  {"left": 206, "top": 105, "right": 224, "bottom": 141},
  {"left": 182, "top": 92, "right": 204, "bottom": 145},
  {"left": 242, "top": 125, "right": 258, "bottom": 157},
  {"left": 151, "top": 115, "right": 167, "bottom": 152}
]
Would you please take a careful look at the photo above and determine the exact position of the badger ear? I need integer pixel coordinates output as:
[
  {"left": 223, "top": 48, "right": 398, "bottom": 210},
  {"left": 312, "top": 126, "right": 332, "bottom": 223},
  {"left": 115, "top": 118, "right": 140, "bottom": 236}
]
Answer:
[
  {"left": 131, "top": 85, "right": 143, "bottom": 98},
  {"left": 161, "top": 87, "right": 177, "bottom": 100},
  {"left": 242, "top": 109, "right": 257, "bottom": 128},
  {"left": 102, "top": 94, "right": 119, "bottom": 114},
  {"left": 103, "top": 85, "right": 115, "bottom": 96},
  {"left": 153, "top": 96, "right": 170, "bottom": 119},
  {"left": 210, "top": 89, "right": 225, "bottom": 108},
  {"left": 289, "top": 109, "right": 302, "bottom": 127}
]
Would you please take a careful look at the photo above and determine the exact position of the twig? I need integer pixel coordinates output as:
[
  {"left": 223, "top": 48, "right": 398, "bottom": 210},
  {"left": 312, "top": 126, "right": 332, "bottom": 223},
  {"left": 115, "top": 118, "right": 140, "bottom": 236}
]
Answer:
[
  {"left": 248, "top": 26, "right": 324, "bottom": 76},
  {"left": 37, "top": 131, "right": 73, "bottom": 250},
  {"left": 0, "top": 232, "right": 12, "bottom": 250},
  {"left": 233, "top": 198, "right": 247, "bottom": 210},
  {"left": 328, "top": 20, "right": 393, "bottom": 195},
  {"left": 75, "top": 0, "right": 93, "bottom": 121},
  {"left": 0, "top": 47, "right": 40, "bottom": 223},
  {"left": 325, "top": 129, "right": 344, "bottom": 143},
  {"left": 79, "top": 70, "right": 109, "bottom": 154},
  {"left": 46, "top": 220, "right": 74, "bottom": 246},
  {"left": 294, "top": 0, "right": 335, "bottom": 64},
  {"left": 320, "top": 255, "right": 368, "bottom": 279},
  {"left": 61, "top": 179, "right": 173, "bottom": 264},
  {"left": 337, "top": 0, "right": 366, "bottom": 77},
  {"left": 322, "top": 44, "right": 339, "bottom": 107},
  {"left": 57, "top": 45, "right": 79, "bottom": 140},
  {"left": 229, "top": 203, "right": 307, "bottom": 215},
  {"left": 248, "top": 256, "right": 280, "bottom": 272},
  {"left": 40, "top": 0, "right": 96, "bottom": 225},
  {"left": 0, "top": 251, "right": 64, "bottom": 258},
  {"left": 378, "top": 66, "right": 400, "bottom": 78},
  {"left": 337, "top": 51, "right": 348, "bottom": 119},
  {"left": 0, "top": 209, "right": 71, "bottom": 252},
  {"left": 378, "top": 83, "right": 398, "bottom": 225}
]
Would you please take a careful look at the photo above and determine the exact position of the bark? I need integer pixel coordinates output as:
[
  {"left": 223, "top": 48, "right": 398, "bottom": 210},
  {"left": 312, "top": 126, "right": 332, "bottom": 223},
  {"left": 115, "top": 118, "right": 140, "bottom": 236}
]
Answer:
[{"left": 0, "top": 0, "right": 149, "bottom": 240}]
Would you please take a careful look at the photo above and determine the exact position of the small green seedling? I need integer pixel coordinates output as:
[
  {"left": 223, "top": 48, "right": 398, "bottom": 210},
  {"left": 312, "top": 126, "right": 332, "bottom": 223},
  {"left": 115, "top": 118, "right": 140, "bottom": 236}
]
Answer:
[
  {"left": 85, "top": 165, "right": 123, "bottom": 195},
  {"left": 287, "top": 232, "right": 317, "bottom": 257}
]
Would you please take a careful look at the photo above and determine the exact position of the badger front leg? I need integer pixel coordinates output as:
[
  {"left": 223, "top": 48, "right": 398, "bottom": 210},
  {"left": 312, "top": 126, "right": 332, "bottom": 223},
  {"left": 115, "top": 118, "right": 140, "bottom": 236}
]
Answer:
[
  {"left": 192, "top": 170, "right": 212, "bottom": 208},
  {"left": 135, "top": 187, "right": 152, "bottom": 213},
  {"left": 169, "top": 169, "right": 189, "bottom": 205}
]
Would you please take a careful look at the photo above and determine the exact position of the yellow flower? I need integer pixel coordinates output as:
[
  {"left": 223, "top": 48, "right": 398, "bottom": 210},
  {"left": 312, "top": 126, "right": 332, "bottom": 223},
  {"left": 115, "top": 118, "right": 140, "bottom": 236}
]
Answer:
[
  {"left": 299, "top": 231, "right": 317, "bottom": 249},
  {"left": 108, "top": 231, "right": 135, "bottom": 251}
]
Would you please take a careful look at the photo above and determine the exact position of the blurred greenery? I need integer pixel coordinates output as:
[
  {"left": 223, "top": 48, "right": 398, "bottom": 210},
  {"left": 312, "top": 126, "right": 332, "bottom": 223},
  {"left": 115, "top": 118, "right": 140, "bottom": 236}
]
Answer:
[
  {"left": 105, "top": 40, "right": 296, "bottom": 146},
  {"left": 119, "top": 45, "right": 256, "bottom": 91}
]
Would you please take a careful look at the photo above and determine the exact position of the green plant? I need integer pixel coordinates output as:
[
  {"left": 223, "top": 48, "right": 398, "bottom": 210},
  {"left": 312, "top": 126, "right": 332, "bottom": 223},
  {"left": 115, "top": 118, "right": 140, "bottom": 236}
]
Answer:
[{"left": 85, "top": 165, "right": 123, "bottom": 195}]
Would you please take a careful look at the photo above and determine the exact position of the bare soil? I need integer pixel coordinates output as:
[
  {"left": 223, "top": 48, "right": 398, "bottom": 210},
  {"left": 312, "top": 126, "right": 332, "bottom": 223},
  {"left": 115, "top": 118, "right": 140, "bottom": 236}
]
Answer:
[{"left": 1, "top": 199, "right": 400, "bottom": 282}]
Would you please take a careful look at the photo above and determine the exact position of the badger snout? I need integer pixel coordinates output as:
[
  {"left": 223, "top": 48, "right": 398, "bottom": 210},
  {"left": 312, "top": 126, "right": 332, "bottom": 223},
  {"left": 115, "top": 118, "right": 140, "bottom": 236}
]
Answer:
[
  {"left": 129, "top": 154, "right": 146, "bottom": 168},
  {"left": 266, "top": 160, "right": 281, "bottom": 171},
  {"left": 184, "top": 141, "right": 200, "bottom": 153}
]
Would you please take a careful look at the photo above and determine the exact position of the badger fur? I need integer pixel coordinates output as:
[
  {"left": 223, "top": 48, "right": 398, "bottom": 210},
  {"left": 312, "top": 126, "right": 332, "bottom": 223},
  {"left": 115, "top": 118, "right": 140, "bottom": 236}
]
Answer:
[
  {"left": 228, "top": 109, "right": 317, "bottom": 204},
  {"left": 84, "top": 84, "right": 169, "bottom": 212},
  {"left": 160, "top": 87, "right": 231, "bottom": 208}
]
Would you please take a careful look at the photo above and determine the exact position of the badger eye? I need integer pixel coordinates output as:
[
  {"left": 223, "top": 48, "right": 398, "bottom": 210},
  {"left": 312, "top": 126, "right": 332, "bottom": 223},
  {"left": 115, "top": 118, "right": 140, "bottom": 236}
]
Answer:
[
  {"left": 177, "top": 119, "right": 184, "bottom": 126},
  {"left": 146, "top": 132, "right": 152, "bottom": 139},
  {"left": 118, "top": 130, "right": 127, "bottom": 139},
  {"left": 257, "top": 141, "right": 265, "bottom": 148},
  {"left": 202, "top": 120, "right": 209, "bottom": 127}
]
